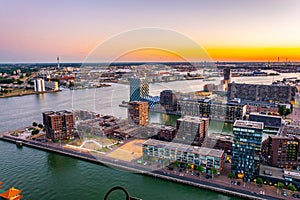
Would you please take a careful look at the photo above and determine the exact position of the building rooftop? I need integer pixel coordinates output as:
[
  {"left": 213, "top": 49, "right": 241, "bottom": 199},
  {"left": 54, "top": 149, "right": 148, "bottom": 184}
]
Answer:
[
  {"left": 146, "top": 123, "right": 176, "bottom": 131},
  {"left": 177, "top": 115, "right": 209, "bottom": 123},
  {"left": 234, "top": 120, "right": 264, "bottom": 130},
  {"left": 250, "top": 112, "right": 282, "bottom": 119},
  {"left": 143, "top": 139, "right": 224, "bottom": 158}
]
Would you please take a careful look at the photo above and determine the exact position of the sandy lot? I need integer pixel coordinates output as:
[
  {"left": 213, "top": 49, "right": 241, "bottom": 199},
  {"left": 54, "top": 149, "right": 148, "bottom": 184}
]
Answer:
[{"left": 107, "top": 139, "right": 146, "bottom": 162}]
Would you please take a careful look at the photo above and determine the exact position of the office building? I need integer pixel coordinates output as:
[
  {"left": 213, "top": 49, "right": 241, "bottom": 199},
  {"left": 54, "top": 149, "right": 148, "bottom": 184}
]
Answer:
[
  {"left": 249, "top": 113, "right": 283, "bottom": 128},
  {"left": 143, "top": 139, "right": 224, "bottom": 174},
  {"left": 262, "top": 135, "right": 300, "bottom": 169},
  {"left": 128, "top": 101, "right": 149, "bottom": 126},
  {"left": 228, "top": 83, "right": 297, "bottom": 104},
  {"left": 177, "top": 99, "right": 246, "bottom": 123},
  {"left": 176, "top": 116, "right": 209, "bottom": 146},
  {"left": 43, "top": 110, "right": 76, "bottom": 141},
  {"left": 160, "top": 90, "right": 177, "bottom": 111},
  {"left": 34, "top": 78, "right": 45, "bottom": 92},
  {"left": 231, "top": 120, "right": 264, "bottom": 182},
  {"left": 129, "top": 77, "right": 149, "bottom": 101}
]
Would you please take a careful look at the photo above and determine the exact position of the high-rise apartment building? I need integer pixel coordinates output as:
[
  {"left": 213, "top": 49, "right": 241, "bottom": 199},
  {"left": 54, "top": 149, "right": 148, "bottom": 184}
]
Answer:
[
  {"left": 262, "top": 135, "right": 300, "bottom": 169},
  {"left": 129, "top": 78, "right": 149, "bottom": 101},
  {"left": 43, "top": 110, "right": 75, "bottom": 141},
  {"left": 231, "top": 120, "right": 263, "bottom": 182},
  {"left": 128, "top": 101, "right": 149, "bottom": 126},
  {"left": 34, "top": 78, "right": 45, "bottom": 92},
  {"left": 160, "top": 90, "right": 177, "bottom": 111},
  {"left": 176, "top": 116, "right": 209, "bottom": 146}
]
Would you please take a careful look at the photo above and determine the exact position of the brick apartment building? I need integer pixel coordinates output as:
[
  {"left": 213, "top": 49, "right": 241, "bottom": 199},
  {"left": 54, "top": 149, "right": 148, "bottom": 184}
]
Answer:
[
  {"left": 175, "top": 116, "right": 209, "bottom": 146},
  {"left": 128, "top": 101, "right": 149, "bottom": 126},
  {"left": 43, "top": 110, "right": 76, "bottom": 141}
]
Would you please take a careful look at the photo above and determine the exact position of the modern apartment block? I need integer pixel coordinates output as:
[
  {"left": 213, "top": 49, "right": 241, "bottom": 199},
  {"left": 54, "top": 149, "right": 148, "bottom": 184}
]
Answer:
[
  {"left": 128, "top": 101, "right": 149, "bottom": 126},
  {"left": 45, "top": 81, "right": 59, "bottom": 91},
  {"left": 249, "top": 113, "right": 283, "bottom": 128},
  {"left": 177, "top": 99, "right": 246, "bottom": 123},
  {"left": 43, "top": 110, "right": 75, "bottom": 141},
  {"left": 34, "top": 78, "right": 45, "bottom": 92},
  {"left": 144, "top": 124, "right": 177, "bottom": 141},
  {"left": 160, "top": 90, "right": 178, "bottom": 111},
  {"left": 262, "top": 135, "right": 300, "bottom": 169},
  {"left": 129, "top": 77, "right": 149, "bottom": 101},
  {"left": 282, "top": 125, "right": 300, "bottom": 136},
  {"left": 176, "top": 116, "right": 209, "bottom": 146},
  {"left": 142, "top": 139, "right": 224, "bottom": 174},
  {"left": 231, "top": 120, "right": 264, "bottom": 182},
  {"left": 227, "top": 82, "right": 297, "bottom": 104}
]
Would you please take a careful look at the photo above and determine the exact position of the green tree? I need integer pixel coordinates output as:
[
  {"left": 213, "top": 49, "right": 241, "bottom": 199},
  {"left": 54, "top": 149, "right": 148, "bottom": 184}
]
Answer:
[
  {"left": 278, "top": 105, "right": 286, "bottom": 116},
  {"left": 284, "top": 109, "right": 292, "bottom": 117},
  {"left": 287, "top": 183, "right": 297, "bottom": 192},
  {"left": 227, "top": 173, "right": 235, "bottom": 180},
  {"left": 278, "top": 182, "right": 284, "bottom": 189},
  {"left": 256, "top": 177, "right": 263, "bottom": 186},
  {"left": 31, "top": 129, "right": 39, "bottom": 135},
  {"left": 38, "top": 124, "right": 44, "bottom": 129},
  {"left": 210, "top": 168, "right": 218, "bottom": 179},
  {"left": 32, "top": 122, "right": 38, "bottom": 126},
  {"left": 197, "top": 166, "right": 204, "bottom": 173},
  {"left": 278, "top": 105, "right": 292, "bottom": 117}
]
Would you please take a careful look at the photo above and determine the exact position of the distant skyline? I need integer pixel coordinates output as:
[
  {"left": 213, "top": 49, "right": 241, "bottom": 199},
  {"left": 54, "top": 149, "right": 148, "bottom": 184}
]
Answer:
[{"left": 1, "top": 0, "right": 300, "bottom": 62}]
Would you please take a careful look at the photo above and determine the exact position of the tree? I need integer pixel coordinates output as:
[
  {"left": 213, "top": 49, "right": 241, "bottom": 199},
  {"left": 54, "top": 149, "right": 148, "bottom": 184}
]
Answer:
[
  {"left": 197, "top": 166, "right": 204, "bottom": 173},
  {"left": 38, "top": 124, "right": 44, "bottom": 129},
  {"left": 284, "top": 109, "right": 292, "bottom": 117},
  {"left": 32, "top": 122, "right": 38, "bottom": 126},
  {"left": 227, "top": 173, "right": 235, "bottom": 180},
  {"left": 256, "top": 177, "right": 263, "bottom": 186},
  {"left": 278, "top": 105, "right": 286, "bottom": 116},
  {"left": 287, "top": 183, "right": 297, "bottom": 192},
  {"left": 173, "top": 161, "right": 180, "bottom": 167},
  {"left": 278, "top": 182, "right": 284, "bottom": 189},
  {"left": 278, "top": 105, "right": 292, "bottom": 117},
  {"left": 31, "top": 129, "right": 39, "bottom": 135},
  {"left": 210, "top": 168, "right": 218, "bottom": 179}
]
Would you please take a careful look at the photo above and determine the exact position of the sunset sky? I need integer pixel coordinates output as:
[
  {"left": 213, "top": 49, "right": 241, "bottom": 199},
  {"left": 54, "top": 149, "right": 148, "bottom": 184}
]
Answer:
[{"left": 1, "top": 0, "right": 300, "bottom": 62}]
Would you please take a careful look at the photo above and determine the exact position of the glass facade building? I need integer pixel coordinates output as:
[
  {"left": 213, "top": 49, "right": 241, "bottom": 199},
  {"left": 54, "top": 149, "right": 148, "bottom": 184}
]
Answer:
[
  {"left": 129, "top": 78, "right": 149, "bottom": 102},
  {"left": 231, "top": 120, "right": 263, "bottom": 182}
]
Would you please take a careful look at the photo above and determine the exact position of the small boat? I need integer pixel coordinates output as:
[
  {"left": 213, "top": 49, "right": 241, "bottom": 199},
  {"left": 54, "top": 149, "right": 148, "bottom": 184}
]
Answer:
[{"left": 16, "top": 141, "right": 23, "bottom": 147}]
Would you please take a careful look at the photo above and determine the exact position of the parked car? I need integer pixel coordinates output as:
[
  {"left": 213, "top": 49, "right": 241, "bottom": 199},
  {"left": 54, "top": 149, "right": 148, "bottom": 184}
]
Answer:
[{"left": 282, "top": 190, "right": 287, "bottom": 197}]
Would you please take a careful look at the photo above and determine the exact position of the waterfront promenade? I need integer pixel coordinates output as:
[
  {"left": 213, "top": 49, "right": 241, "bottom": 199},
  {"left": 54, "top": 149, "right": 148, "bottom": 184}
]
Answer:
[{"left": 0, "top": 129, "right": 290, "bottom": 200}]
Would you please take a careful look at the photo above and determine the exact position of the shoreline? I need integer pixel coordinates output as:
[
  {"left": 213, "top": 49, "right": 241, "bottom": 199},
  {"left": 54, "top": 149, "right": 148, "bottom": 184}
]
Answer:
[
  {"left": 0, "top": 133, "right": 280, "bottom": 200},
  {"left": 0, "top": 90, "right": 61, "bottom": 99}
]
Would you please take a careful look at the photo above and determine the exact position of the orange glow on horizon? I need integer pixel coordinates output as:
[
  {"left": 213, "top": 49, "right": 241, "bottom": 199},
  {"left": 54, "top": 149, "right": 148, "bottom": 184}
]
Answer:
[
  {"left": 206, "top": 47, "right": 300, "bottom": 62},
  {"left": 99, "top": 46, "right": 300, "bottom": 62}
]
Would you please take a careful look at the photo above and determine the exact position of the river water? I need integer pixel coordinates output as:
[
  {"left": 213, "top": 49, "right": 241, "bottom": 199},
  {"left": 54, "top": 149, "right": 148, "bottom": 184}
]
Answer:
[{"left": 0, "top": 73, "right": 299, "bottom": 200}]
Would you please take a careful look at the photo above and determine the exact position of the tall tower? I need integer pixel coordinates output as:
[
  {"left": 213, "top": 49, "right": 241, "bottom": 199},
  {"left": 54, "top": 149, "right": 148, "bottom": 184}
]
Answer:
[
  {"left": 129, "top": 78, "right": 149, "bottom": 102},
  {"left": 57, "top": 56, "right": 60, "bottom": 69},
  {"left": 128, "top": 101, "right": 149, "bottom": 126},
  {"left": 231, "top": 120, "right": 263, "bottom": 182}
]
